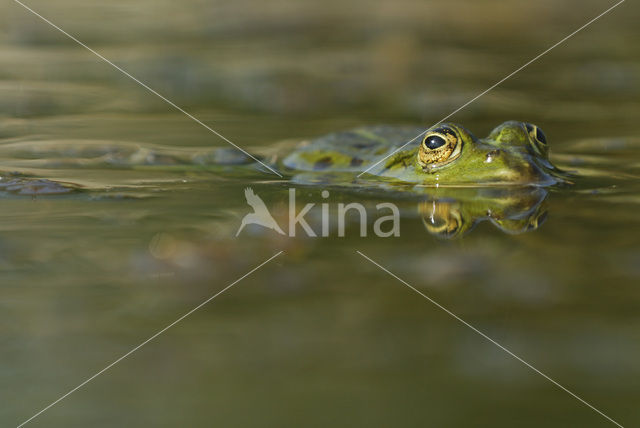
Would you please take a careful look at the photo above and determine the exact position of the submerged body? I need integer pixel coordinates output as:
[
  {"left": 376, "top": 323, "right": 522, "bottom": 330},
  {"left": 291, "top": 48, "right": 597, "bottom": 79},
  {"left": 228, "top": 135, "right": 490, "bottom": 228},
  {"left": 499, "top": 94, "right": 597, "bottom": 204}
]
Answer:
[{"left": 281, "top": 122, "right": 565, "bottom": 186}]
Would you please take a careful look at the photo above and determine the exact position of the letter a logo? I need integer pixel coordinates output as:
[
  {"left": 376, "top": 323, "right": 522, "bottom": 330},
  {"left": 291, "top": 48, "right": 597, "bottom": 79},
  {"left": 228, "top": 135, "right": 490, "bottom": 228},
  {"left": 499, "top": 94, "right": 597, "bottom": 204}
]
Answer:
[{"left": 236, "top": 187, "right": 285, "bottom": 236}]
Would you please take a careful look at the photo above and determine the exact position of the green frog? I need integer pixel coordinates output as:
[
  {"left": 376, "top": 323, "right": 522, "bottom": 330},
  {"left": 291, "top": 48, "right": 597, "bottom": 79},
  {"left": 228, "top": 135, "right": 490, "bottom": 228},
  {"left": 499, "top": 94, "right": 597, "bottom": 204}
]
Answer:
[
  {"left": 0, "top": 121, "right": 563, "bottom": 237},
  {"left": 280, "top": 121, "right": 566, "bottom": 186},
  {"left": 273, "top": 121, "right": 559, "bottom": 237},
  {"left": 42, "top": 120, "right": 563, "bottom": 188}
]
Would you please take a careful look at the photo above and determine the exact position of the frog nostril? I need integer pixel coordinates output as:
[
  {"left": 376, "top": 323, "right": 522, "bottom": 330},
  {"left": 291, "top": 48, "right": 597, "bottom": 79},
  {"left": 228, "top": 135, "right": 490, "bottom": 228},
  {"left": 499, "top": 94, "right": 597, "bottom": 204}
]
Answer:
[{"left": 485, "top": 149, "right": 502, "bottom": 163}]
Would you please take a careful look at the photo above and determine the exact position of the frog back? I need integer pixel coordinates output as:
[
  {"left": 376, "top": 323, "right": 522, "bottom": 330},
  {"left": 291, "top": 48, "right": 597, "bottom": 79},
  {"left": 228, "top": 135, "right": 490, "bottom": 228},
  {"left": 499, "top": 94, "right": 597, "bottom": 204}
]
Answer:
[{"left": 281, "top": 125, "right": 423, "bottom": 173}]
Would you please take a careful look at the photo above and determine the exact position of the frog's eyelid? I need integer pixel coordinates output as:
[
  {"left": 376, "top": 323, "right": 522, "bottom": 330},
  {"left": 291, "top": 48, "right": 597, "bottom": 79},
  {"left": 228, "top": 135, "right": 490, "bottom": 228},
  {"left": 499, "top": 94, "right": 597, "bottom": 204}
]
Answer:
[{"left": 430, "top": 126, "right": 457, "bottom": 137}]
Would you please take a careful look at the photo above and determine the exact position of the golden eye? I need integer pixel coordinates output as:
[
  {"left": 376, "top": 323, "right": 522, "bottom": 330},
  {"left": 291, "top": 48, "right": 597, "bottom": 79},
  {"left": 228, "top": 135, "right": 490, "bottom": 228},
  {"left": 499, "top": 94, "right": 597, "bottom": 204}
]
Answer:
[{"left": 418, "top": 126, "right": 462, "bottom": 169}]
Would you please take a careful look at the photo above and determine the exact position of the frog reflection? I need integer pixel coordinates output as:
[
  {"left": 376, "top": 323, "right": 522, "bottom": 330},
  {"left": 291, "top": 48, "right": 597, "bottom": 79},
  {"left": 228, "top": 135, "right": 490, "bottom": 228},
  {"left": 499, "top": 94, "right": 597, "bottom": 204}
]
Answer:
[{"left": 418, "top": 187, "right": 548, "bottom": 239}]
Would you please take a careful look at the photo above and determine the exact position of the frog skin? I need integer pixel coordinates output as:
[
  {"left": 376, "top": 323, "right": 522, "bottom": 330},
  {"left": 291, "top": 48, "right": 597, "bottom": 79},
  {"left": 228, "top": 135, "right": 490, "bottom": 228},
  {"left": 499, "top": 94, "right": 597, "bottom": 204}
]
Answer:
[{"left": 280, "top": 121, "right": 565, "bottom": 186}]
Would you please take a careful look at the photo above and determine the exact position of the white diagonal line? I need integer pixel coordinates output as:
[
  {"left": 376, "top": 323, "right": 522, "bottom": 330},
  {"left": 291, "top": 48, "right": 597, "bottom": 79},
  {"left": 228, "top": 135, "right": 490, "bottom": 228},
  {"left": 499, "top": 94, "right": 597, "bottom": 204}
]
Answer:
[
  {"left": 17, "top": 250, "right": 284, "bottom": 428},
  {"left": 356, "top": 250, "right": 625, "bottom": 428},
  {"left": 13, "top": 0, "right": 283, "bottom": 178},
  {"left": 357, "top": 0, "right": 625, "bottom": 177}
]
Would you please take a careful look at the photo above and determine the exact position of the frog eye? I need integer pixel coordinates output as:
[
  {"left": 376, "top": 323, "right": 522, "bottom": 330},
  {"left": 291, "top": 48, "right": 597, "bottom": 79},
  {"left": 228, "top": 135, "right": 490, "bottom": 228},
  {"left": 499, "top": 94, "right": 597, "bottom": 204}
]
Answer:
[
  {"left": 420, "top": 201, "right": 464, "bottom": 239},
  {"left": 525, "top": 123, "right": 547, "bottom": 148},
  {"left": 424, "top": 135, "right": 446, "bottom": 149},
  {"left": 418, "top": 126, "right": 463, "bottom": 169}
]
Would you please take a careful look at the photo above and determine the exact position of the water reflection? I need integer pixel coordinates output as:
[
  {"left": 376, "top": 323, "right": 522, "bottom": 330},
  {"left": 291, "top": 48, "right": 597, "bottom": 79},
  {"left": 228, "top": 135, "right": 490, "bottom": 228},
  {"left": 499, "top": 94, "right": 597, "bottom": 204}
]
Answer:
[{"left": 418, "top": 187, "right": 548, "bottom": 238}]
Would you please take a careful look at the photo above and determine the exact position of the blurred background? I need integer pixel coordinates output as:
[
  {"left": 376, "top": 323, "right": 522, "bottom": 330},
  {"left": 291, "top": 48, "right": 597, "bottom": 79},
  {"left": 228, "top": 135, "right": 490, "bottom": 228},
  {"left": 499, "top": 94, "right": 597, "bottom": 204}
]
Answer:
[{"left": 0, "top": 0, "right": 639, "bottom": 427}]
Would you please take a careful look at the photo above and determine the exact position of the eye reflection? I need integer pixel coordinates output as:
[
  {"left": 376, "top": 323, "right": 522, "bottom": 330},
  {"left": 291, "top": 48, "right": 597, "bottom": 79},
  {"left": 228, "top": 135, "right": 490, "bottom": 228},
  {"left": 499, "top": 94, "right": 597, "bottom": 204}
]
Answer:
[
  {"left": 417, "top": 187, "right": 549, "bottom": 239},
  {"left": 419, "top": 201, "right": 465, "bottom": 239}
]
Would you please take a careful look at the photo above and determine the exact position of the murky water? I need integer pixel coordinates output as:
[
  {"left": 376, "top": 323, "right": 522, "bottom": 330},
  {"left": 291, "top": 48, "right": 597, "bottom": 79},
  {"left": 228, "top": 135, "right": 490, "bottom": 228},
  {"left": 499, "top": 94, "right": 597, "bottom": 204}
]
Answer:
[{"left": 1, "top": 0, "right": 639, "bottom": 426}]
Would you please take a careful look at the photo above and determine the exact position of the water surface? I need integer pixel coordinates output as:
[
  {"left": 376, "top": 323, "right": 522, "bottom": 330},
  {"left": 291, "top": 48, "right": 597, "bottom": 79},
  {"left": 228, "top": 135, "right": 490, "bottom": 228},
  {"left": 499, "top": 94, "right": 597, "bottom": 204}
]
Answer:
[{"left": 1, "top": 0, "right": 639, "bottom": 426}]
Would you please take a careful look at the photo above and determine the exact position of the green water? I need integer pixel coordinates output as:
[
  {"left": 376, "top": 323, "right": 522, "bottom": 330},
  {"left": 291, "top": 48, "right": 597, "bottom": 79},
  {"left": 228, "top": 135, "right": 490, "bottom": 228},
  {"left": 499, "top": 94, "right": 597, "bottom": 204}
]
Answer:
[{"left": 1, "top": 0, "right": 639, "bottom": 427}]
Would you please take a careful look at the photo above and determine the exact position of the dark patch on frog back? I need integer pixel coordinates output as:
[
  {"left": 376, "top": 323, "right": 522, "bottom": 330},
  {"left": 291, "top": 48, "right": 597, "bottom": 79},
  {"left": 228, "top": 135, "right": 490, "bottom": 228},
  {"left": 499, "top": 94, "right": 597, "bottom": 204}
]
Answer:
[
  {"left": 350, "top": 157, "right": 363, "bottom": 167},
  {"left": 314, "top": 156, "right": 333, "bottom": 170}
]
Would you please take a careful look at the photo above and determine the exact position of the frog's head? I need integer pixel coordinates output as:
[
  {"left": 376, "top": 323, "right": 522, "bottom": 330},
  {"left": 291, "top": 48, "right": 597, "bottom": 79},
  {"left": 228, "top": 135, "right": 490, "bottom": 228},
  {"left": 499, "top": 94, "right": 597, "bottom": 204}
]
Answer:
[{"left": 415, "top": 121, "right": 562, "bottom": 185}]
